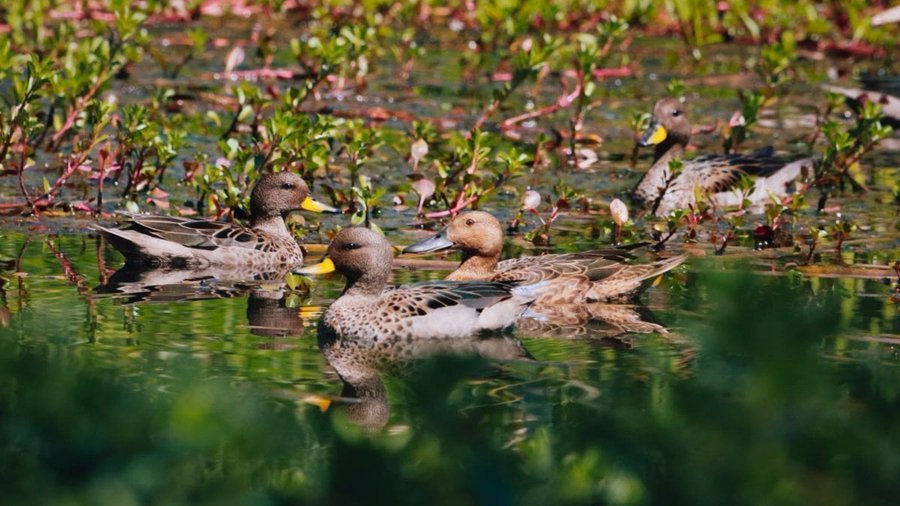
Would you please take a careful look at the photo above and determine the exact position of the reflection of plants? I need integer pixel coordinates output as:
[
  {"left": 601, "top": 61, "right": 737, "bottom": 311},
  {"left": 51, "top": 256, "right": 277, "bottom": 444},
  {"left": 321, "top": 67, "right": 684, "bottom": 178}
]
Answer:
[{"left": 7, "top": 272, "right": 897, "bottom": 505}]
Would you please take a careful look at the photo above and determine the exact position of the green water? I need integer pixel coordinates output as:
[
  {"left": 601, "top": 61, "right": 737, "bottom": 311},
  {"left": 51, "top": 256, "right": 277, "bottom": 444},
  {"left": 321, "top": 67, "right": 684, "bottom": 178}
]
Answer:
[
  {"left": 2, "top": 230, "right": 898, "bottom": 505},
  {"left": 2, "top": 11, "right": 900, "bottom": 506}
]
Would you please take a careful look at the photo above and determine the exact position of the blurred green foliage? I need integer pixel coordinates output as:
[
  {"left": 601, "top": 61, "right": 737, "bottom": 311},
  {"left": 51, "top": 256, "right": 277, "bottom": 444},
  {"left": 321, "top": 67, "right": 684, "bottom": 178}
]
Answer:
[{"left": 2, "top": 271, "right": 898, "bottom": 505}]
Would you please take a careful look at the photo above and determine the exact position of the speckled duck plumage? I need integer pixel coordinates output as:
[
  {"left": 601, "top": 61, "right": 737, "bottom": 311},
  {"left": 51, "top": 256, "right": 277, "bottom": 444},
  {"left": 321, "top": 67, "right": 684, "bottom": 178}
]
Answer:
[
  {"left": 298, "top": 226, "right": 537, "bottom": 342},
  {"left": 634, "top": 97, "right": 816, "bottom": 216},
  {"left": 93, "top": 172, "right": 337, "bottom": 270}
]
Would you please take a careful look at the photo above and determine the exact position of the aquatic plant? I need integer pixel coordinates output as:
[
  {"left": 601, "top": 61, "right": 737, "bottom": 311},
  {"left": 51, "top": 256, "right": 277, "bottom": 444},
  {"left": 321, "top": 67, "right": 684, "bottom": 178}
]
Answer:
[
  {"left": 808, "top": 98, "right": 893, "bottom": 211},
  {"left": 722, "top": 35, "right": 797, "bottom": 154}
]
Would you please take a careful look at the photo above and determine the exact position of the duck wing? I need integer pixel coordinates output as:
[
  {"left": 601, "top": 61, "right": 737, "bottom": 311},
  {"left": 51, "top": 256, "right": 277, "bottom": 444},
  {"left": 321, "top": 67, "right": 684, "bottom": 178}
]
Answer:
[
  {"left": 382, "top": 280, "right": 520, "bottom": 316},
  {"left": 126, "top": 214, "right": 262, "bottom": 250},
  {"left": 682, "top": 154, "right": 796, "bottom": 193},
  {"left": 494, "top": 249, "right": 638, "bottom": 285}
]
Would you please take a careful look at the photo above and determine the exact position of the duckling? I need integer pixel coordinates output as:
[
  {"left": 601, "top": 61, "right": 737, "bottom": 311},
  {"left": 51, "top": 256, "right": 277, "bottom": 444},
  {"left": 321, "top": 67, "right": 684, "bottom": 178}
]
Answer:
[
  {"left": 298, "top": 226, "right": 538, "bottom": 341},
  {"left": 402, "top": 211, "right": 684, "bottom": 304},
  {"left": 93, "top": 172, "right": 338, "bottom": 270},
  {"left": 634, "top": 97, "right": 815, "bottom": 216}
]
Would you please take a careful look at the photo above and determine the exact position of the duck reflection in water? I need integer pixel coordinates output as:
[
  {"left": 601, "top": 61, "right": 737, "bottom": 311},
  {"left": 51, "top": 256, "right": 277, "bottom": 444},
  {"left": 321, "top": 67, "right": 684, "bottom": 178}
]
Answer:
[
  {"left": 299, "top": 226, "right": 675, "bottom": 429},
  {"left": 320, "top": 332, "right": 532, "bottom": 431},
  {"left": 95, "top": 263, "right": 308, "bottom": 338}
]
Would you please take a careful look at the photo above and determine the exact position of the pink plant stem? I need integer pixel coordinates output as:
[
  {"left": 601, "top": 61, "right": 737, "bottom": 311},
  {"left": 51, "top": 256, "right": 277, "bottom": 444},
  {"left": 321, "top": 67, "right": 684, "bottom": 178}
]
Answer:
[
  {"left": 416, "top": 195, "right": 426, "bottom": 216},
  {"left": 472, "top": 100, "right": 500, "bottom": 132},
  {"left": 16, "top": 150, "right": 31, "bottom": 207},
  {"left": 501, "top": 81, "right": 582, "bottom": 130},
  {"left": 49, "top": 75, "right": 106, "bottom": 149},
  {"left": 425, "top": 194, "right": 479, "bottom": 218},
  {"left": 34, "top": 158, "right": 81, "bottom": 204}
]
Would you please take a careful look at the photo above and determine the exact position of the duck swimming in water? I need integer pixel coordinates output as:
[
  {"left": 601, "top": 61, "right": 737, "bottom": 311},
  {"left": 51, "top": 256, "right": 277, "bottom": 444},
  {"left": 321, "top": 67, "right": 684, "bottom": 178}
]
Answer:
[
  {"left": 634, "top": 97, "right": 815, "bottom": 216},
  {"left": 402, "top": 211, "right": 684, "bottom": 304},
  {"left": 94, "top": 171, "right": 338, "bottom": 270},
  {"left": 299, "top": 226, "right": 538, "bottom": 341}
]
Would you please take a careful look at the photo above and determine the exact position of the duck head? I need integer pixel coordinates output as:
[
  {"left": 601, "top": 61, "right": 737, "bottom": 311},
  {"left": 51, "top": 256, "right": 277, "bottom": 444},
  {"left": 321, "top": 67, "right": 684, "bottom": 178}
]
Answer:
[
  {"left": 402, "top": 211, "right": 503, "bottom": 258},
  {"left": 403, "top": 211, "right": 503, "bottom": 280},
  {"left": 639, "top": 98, "right": 691, "bottom": 159},
  {"left": 249, "top": 172, "right": 338, "bottom": 225},
  {"left": 298, "top": 226, "right": 393, "bottom": 295}
]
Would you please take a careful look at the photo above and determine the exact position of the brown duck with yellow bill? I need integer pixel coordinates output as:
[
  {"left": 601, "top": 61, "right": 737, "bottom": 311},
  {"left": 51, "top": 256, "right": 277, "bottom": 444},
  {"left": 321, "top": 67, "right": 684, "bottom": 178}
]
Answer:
[
  {"left": 93, "top": 171, "right": 338, "bottom": 270},
  {"left": 402, "top": 211, "right": 684, "bottom": 304},
  {"left": 298, "top": 226, "right": 538, "bottom": 341},
  {"left": 634, "top": 98, "right": 815, "bottom": 216}
]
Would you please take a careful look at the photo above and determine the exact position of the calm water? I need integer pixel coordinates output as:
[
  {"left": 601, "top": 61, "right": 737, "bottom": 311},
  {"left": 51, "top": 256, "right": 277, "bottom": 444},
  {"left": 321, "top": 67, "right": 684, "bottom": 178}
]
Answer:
[
  {"left": 1, "top": 229, "right": 896, "bottom": 433},
  {"left": 1, "top": 14, "right": 899, "bottom": 504}
]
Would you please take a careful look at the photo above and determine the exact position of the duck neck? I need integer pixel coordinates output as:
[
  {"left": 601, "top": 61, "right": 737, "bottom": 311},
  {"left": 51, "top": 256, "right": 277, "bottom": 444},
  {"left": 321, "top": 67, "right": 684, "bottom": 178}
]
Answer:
[
  {"left": 635, "top": 143, "right": 685, "bottom": 203},
  {"left": 447, "top": 251, "right": 498, "bottom": 281},
  {"left": 251, "top": 213, "right": 292, "bottom": 239},
  {"left": 342, "top": 269, "right": 389, "bottom": 297}
]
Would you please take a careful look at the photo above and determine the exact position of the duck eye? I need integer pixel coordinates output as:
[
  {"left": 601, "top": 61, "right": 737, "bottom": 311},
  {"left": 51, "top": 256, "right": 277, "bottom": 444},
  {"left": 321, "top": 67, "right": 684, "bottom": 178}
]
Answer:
[
  {"left": 281, "top": 182, "right": 295, "bottom": 190},
  {"left": 672, "top": 110, "right": 681, "bottom": 117},
  {"left": 343, "top": 242, "right": 361, "bottom": 251},
  {"left": 465, "top": 219, "right": 475, "bottom": 226}
]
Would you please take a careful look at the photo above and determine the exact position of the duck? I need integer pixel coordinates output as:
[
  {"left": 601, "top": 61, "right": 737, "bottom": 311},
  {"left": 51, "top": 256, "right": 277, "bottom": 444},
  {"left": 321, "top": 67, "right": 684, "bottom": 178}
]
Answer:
[
  {"left": 297, "top": 226, "right": 538, "bottom": 341},
  {"left": 401, "top": 211, "right": 684, "bottom": 304},
  {"left": 93, "top": 171, "right": 338, "bottom": 270},
  {"left": 634, "top": 97, "right": 816, "bottom": 216}
]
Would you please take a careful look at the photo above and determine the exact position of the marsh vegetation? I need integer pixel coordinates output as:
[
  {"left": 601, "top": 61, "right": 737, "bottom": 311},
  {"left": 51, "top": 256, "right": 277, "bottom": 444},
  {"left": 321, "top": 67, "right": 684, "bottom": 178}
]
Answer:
[{"left": 0, "top": 1, "right": 898, "bottom": 504}]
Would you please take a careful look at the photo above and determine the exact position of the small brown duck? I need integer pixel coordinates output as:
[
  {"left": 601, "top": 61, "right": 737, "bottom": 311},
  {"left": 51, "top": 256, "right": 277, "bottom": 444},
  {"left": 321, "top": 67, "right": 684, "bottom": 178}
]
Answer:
[
  {"left": 402, "top": 211, "right": 684, "bottom": 304},
  {"left": 94, "top": 172, "right": 338, "bottom": 269},
  {"left": 635, "top": 97, "right": 815, "bottom": 216},
  {"left": 298, "top": 226, "right": 538, "bottom": 341}
]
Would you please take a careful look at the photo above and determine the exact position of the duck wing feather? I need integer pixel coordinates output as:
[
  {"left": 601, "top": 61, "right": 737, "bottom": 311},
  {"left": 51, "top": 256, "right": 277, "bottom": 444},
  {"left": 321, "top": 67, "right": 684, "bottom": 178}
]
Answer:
[
  {"left": 381, "top": 280, "right": 519, "bottom": 317},
  {"left": 125, "top": 214, "right": 263, "bottom": 250},
  {"left": 494, "top": 249, "right": 639, "bottom": 285},
  {"left": 680, "top": 154, "right": 796, "bottom": 193}
]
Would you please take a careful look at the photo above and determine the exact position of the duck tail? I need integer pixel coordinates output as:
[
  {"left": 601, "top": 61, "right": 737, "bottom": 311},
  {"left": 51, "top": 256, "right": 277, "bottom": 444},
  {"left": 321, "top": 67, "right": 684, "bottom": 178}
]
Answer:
[
  {"left": 91, "top": 224, "right": 144, "bottom": 260},
  {"left": 641, "top": 254, "right": 687, "bottom": 282},
  {"left": 583, "top": 254, "right": 687, "bottom": 303},
  {"left": 91, "top": 224, "right": 184, "bottom": 266}
]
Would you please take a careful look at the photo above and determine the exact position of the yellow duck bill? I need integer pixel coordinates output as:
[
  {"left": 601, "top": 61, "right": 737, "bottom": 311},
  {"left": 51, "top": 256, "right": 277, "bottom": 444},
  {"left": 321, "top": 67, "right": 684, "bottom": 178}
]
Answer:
[
  {"left": 401, "top": 229, "right": 456, "bottom": 254},
  {"left": 300, "top": 196, "right": 341, "bottom": 214},
  {"left": 296, "top": 257, "right": 336, "bottom": 275},
  {"left": 639, "top": 121, "right": 668, "bottom": 147}
]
